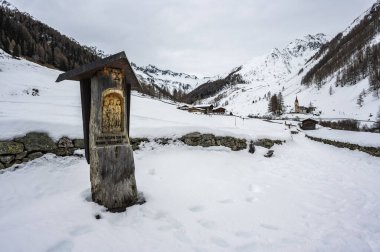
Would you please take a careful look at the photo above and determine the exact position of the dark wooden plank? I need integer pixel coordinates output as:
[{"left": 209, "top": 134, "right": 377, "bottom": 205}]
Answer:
[
  {"left": 80, "top": 79, "right": 91, "bottom": 163},
  {"left": 126, "top": 78, "right": 131, "bottom": 135}
]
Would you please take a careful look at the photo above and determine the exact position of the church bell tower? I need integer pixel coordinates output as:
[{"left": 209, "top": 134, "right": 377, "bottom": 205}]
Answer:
[{"left": 295, "top": 96, "right": 299, "bottom": 113}]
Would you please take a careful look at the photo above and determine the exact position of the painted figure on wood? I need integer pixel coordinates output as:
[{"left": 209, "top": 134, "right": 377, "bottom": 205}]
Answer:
[{"left": 102, "top": 91, "right": 124, "bottom": 133}]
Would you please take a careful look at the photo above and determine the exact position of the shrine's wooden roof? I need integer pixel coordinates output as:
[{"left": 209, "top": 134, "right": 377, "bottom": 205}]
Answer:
[{"left": 56, "top": 51, "right": 140, "bottom": 87}]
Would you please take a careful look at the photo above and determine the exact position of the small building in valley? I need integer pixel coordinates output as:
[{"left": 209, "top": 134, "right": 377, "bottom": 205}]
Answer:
[
  {"left": 177, "top": 105, "right": 189, "bottom": 110},
  {"left": 301, "top": 118, "right": 318, "bottom": 130},
  {"left": 188, "top": 107, "right": 205, "bottom": 113},
  {"left": 194, "top": 104, "right": 214, "bottom": 114},
  {"left": 212, "top": 107, "right": 226, "bottom": 114},
  {"left": 185, "top": 104, "right": 226, "bottom": 114},
  {"left": 295, "top": 96, "right": 316, "bottom": 114}
]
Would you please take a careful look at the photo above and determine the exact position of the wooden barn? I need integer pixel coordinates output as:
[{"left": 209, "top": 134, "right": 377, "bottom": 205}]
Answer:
[
  {"left": 194, "top": 105, "right": 214, "bottom": 114},
  {"left": 177, "top": 105, "right": 189, "bottom": 111},
  {"left": 188, "top": 107, "right": 205, "bottom": 113},
  {"left": 212, "top": 107, "right": 226, "bottom": 114},
  {"left": 301, "top": 118, "right": 317, "bottom": 130}
]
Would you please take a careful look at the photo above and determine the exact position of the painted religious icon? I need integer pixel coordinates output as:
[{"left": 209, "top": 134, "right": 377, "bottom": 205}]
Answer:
[{"left": 102, "top": 89, "right": 124, "bottom": 133}]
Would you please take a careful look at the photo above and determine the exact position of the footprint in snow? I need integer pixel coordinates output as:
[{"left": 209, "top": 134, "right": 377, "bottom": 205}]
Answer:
[
  {"left": 153, "top": 210, "right": 167, "bottom": 220},
  {"left": 210, "top": 236, "right": 230, "bottom": 248},
  {"left": 235, "top": 231, "right": 252, "bottom": 238},
  {"left": 69, "top": 225, "right": 92, "bottom": 236},
  {"left": 46, "top": 240, "right": 74, "bottom": 252},
  {"left": 218, "top": 199, "right": 233, "bottom": 204},
  {"left": 249, "top": 184, "right": 263, "bottom": 193},
  {"left": 80, "top": 188, "right": 92, "bottom": 202},
  {"left": 174, "top": 230, "right": 191, "bottom": 244},
  {"left": 148, "top": 168, "right": 156, "bottom": 175},
  {"left": 245, "top": 196, "right": 258, "bottom": 203},
  {"left": 157, "top": 217, "right": 182, "bottom": 231},
  {"left": 157, "top": 225, "right": 174, "bottom": 232},
  {"left": 189, "top": 205, "right": 204, "bottom": 212},
  {"left": 198, "top": 219, "right": 217, "bottom": 229},
  {"left": 260, "top": 223, "right": 279, "bottom": 230}
]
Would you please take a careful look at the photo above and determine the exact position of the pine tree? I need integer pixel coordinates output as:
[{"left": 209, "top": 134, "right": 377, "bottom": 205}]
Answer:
[
  {"left": 329, "top": 86, "right": 334, "bottom": 95},
  {"left": 172, "top": 88, "right": 178, "bottom": 99},
  {"left": 308, "top": 101, "right": 313, "bottom": 109},
  {"left": 278, "top": 92, "right": 284, "bottom": 114},
  {"left": 12, "top": 43, "right": 20, "bottom": 57},
  {"left": 357, "top": 92, "right": 364, "bottom": 107},
  {"left": 268, "top": 94, "right": 278, "bottom": 114},
  {"left": 375, "top": 106, "right": 380, "bottom": 132}
]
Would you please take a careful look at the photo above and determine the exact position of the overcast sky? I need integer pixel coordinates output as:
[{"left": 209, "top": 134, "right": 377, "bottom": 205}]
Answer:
[{"left": 12, "top": 0, "right": 375, "bottom": 76}]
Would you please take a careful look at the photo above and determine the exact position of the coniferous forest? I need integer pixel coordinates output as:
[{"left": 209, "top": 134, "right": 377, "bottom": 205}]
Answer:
[
  {"left": 0, "top": 4, "right": 103, "bottom": 71},
  {"left": 301, "top": 1, "right": 380, "bottom": 97}
]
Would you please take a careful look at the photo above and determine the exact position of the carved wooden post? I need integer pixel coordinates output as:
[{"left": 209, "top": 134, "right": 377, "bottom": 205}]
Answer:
[{"left": 56, "top": 52, "right": 140, "bottom": 212}]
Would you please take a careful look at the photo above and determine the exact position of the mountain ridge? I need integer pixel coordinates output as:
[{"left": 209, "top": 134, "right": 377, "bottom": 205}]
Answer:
[{"left": 186, "top": 33, "right": 326, "bottom": 104}]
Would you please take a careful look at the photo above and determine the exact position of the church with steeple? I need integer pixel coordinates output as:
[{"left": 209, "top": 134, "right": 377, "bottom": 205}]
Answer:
[
  {"left": 294, "top": 96, "right": 316, "bottom": 114},
  {"left": 294, "top": 96, "right": 300, "bottom": 113}
]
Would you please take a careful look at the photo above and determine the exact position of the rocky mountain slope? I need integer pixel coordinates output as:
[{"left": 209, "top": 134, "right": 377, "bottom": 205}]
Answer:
[
  {"left": 132, "top": 63, "right": 205, "bottom": 94},
  {"left": 187, "top": 34, "right": 326, "bottom": 106}
]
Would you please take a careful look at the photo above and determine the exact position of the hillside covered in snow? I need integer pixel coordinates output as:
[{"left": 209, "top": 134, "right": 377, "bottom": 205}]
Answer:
[{"left": 189, "top": 2, "right": 380, "bottom": 121}]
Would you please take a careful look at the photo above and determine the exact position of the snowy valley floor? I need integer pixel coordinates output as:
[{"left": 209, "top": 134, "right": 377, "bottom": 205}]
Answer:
[{"left": 1, "top": 134, "right": 380, "bottom": 252}]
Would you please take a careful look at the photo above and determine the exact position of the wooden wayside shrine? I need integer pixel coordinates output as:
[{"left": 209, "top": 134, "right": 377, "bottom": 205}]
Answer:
[{"left": 56, "top": 52, "right": 141, "bottom": 212}]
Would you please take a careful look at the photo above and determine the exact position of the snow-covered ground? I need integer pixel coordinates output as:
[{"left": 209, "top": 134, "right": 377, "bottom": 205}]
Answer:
[
  {"left": 1, "top": 135, "right": 380, "bottom": 252},
  {"left": 306, "top": 127, "right": 380, "bottom": 147},
  {"left": 1, "top": 46, "right": 380, "bottom": 252}
]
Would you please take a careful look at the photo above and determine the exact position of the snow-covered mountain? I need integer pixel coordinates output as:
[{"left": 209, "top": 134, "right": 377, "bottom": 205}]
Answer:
[
  {"left": 189, "top": 34, "right": 328, "bottom": 113},
  {"left": 235, "top": 34, "right": 327, "bottom": 86},
  {"left": 132, "top": 63, "right": 205, "bottom": 93},
  {"left": 0, "top": 0, "right": 17, "bottom": 11},
  {"left": 190, "top": 1, "right": 380, "bottom": 121}
]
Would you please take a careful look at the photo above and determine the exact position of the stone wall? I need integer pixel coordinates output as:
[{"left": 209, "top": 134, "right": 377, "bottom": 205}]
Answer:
[
  {"left": 0, "top": 132, "right": 84, "bottom": 169},
  {"left": 1, "top": 131, "right": 285, "bottom": 169},
  {"left": 130, "top": 133, "right": 286, "bottom": 151},
  {"left": 179, "top": 132, "right": 247, "bottom": 151},
  {"left": 305, "top": 135, "right": 380, "bottom": 157}
]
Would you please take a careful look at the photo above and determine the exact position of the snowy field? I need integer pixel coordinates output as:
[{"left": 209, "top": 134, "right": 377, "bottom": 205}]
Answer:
[
  {"left": 1, "top": 135, "right": 380, "bottom": 252},
  {"left": 2, "top": 50, "right": 380, "bottom": 252}
]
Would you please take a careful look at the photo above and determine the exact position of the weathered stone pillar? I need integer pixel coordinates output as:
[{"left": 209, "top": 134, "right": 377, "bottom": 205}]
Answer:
[{"left": 56, "top": 52, "right": 140, "bottom": 212}]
